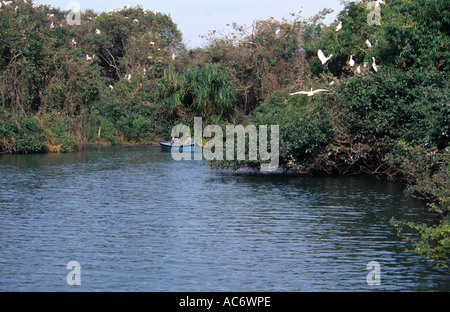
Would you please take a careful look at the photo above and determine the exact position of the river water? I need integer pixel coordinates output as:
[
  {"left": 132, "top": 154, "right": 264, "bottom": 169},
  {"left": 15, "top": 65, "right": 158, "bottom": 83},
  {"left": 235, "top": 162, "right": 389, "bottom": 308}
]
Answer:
[{"left": 0, "top": 146, "right": 448, "bottom": 291}]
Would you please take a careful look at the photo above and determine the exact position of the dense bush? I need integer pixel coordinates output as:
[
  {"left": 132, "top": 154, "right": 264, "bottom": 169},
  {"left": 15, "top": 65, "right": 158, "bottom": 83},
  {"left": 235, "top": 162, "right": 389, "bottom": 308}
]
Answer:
[
  {"left": 0, "top": 1, "right": 186, "bottom": 149},
  {"left": 338, "top": 69, "right": 449, "bottom": 150},
  {"left": 0, "top": 108, "right": 47, "bottom": 153},
  {"left": 253, "top": 91, "right": 335, "bottom": 170}
]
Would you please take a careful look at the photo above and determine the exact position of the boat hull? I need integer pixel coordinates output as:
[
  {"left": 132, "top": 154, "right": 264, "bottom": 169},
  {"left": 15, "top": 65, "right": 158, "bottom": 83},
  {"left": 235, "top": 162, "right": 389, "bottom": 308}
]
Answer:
[{"left": 159, "top": 142, "right": 195, "bottom": 152}]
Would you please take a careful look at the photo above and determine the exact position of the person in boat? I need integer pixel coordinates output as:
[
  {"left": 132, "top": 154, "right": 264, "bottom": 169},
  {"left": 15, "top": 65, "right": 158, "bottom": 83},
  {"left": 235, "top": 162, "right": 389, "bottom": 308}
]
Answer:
[
  {"left": 171, "top": 136, "right": 182, "bottom": 146},
  {"left": 182, "top": 134, "right": 192, "bottom": 146}
]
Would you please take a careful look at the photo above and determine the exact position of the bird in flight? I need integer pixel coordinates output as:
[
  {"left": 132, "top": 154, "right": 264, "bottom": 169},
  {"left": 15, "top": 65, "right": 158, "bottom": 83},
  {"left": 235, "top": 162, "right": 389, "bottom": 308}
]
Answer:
[
  {"left": 290, "top": 88, "right": 330, "bottom": 97},
  {"left": 318, "top": 50, "right": 333, "bottom": 65}
]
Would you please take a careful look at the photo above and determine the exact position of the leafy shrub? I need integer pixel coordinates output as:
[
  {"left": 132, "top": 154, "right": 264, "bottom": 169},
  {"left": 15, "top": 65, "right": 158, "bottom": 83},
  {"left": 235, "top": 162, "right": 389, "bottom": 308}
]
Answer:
[
  {"left": 253, "top": 91, "right": 335, "bottom": 167},
  {"left": 43, "top": 116, "right": 78, "bottom": 153},
  {"left": 0, "top": 109, "right": 47, "bottom": 153},
  {"left": 338, "top": 69, "right": 450, "bottom": 150},
  {"left": 116, "top": 112, "right": 153, "bottom": 142}
]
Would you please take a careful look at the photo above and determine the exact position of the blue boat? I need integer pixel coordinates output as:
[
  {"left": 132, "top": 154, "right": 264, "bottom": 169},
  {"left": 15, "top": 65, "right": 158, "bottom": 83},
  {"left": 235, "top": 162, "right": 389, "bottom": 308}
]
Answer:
[{"left": 159, "top": 140, "right": 196, "bottom": 152}]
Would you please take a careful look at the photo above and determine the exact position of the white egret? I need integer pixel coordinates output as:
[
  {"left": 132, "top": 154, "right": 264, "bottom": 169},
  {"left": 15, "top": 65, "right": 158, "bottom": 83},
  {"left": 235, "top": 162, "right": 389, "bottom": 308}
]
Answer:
[
  {"left": 372, "top": 57, "right": 378, "bottom": 72},
  {"left": 318, "top": 50, "right": 333, "bottom": 65},
  {"left": 335, "top": 21, "right": 342, "bottom": 32},
  {"left": 375, "top": 0, "right": 385, "bottom": 8},
  {"left": 109, "top": 85, "right": 114, "bottom": 91},
  {"left": 365, "top": 39, "right": 372, "bottom": 48},
  {"left": 95, "top": 29, "right": 101, "bottom": 35},
  {"left": 290, "top": 88, "right": 330, "bottom": 97},
  {"left": 349, "top": 55, "right": 355, "bottom": 67},
  {"left": 356, "top": 66, "right": 362, "bottom": 74}
]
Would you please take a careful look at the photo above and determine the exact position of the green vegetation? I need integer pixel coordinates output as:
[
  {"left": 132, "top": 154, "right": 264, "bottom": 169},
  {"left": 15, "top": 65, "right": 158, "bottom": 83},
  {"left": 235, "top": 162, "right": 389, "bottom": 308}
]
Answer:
[{"left": 0, "top": 0, "right": 448, "bottom": 271}]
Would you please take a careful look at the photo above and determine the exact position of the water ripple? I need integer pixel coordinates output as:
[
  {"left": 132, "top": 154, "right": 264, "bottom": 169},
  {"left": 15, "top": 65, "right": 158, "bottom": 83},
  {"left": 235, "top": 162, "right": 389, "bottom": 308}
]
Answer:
[{"left": 0, "top": 147, "right": 448, "bottom": 291}]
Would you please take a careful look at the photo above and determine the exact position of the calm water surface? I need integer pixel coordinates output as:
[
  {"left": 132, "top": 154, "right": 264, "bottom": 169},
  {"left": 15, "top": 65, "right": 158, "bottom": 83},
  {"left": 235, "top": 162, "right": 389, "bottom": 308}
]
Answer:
[{"left": 0, "top": 146, "right": 448, "bottom": 291}]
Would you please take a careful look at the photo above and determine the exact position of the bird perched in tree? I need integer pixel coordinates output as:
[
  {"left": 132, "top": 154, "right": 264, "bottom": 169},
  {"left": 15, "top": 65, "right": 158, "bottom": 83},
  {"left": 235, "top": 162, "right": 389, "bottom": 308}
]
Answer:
[
  {"left": 365, "top": 39, "right": 372, "bottom": 48},
  {"left": 290, "top": 88, "right": 330, "bottom": 97},
  {"left": 375, "top": 0, "right": 385, "bottom": 8},
  {"left": 318, "top": 50, "right": 333, "bottom": 65},
  {"left": 349, "top": 55, "right": 355, "bottom": 67},
  {"left": 372, "top": 57, "right": 378, "bottom": 72},
  {"left": 335, "top": 21, "right": 342, "bottom": 32}
]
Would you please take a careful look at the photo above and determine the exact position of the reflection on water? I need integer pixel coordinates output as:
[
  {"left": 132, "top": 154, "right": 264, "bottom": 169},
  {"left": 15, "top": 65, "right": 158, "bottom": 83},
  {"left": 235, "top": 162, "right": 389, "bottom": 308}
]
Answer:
[{"left": 0, "top": 146, "right": 448, "bottom": 291}]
